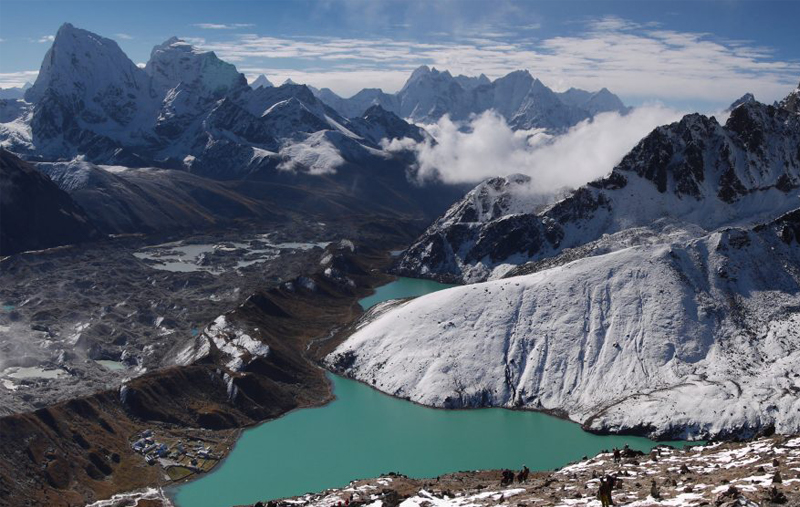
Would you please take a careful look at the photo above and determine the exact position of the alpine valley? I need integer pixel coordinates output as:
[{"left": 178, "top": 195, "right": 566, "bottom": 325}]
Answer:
[{"left": 1, "top": 14, "right": 800, "bottom": 507}]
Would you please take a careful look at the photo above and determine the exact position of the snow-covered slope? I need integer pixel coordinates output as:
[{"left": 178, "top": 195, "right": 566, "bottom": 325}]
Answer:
[
  {"left": 328, "top": 208, "right": 800, "bottom": 439},
  {"left": 396, "top": 98, "right": 800, "bottom": 283},
  {"left": 0, "top": 100, "right": 34, "bottom": 154},
  {"left": 315, "top": 66, "right": 628, "bottom": 130}
]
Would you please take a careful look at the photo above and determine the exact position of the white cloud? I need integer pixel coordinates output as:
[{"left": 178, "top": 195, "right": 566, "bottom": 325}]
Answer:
[
  {"left": 383, "top": 105, "right": 684, "bottom": 192},
  {"left": 115, "top": 33, "right": 133, "bottom": 40},
  {"left": 193, "top": 23, "right": 255, "bottom": 30},
  {"left": 0, "top": 70, "right": 39, "bottom": 88},
  {"left": 37, "top": 35, "right": 54, "bottom": 43},
  {"left": 189, "top": 16, "right": 799, "bottom": 104}
]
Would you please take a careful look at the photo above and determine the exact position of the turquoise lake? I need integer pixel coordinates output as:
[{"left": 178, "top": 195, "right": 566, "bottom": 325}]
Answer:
[
  {"left": 358, "top": 276, "right": 457, "bottom": 310},
  {"left": 172, "top": 277, "right": 689, "bottom": 507}
]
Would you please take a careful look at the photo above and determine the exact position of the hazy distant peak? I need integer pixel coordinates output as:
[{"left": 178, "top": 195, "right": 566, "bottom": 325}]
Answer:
[
  {"left": 727, "top": 93, "right": 756, "bottom": 112},
  {"left": 250, "top": 74, "right": 273, "bottom": 89}
]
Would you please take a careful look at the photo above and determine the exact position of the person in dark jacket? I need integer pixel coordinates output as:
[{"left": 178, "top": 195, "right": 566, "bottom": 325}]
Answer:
[{"left": 517, "top": 465, "right": 530, "bottom": 483}]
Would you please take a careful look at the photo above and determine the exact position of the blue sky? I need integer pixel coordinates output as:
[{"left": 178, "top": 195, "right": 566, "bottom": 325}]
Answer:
[{"left": 0, "top": 0, "right": 798, "bottom": 110}]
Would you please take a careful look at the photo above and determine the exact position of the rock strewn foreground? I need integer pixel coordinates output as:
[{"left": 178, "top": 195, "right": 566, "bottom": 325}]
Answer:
[{"left": 246, "top": 436, "right": 800, "bottom": 507}]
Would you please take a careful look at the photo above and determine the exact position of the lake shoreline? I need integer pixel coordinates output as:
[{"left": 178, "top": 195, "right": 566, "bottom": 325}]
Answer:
[
  {"left": 231, "top": 435, "right": 800, "bottom": 507},
  {"left": 170, "top": 373, "right": 696, "bottom": 507}
]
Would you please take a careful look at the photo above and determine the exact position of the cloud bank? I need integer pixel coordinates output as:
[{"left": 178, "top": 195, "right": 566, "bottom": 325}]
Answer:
[{"left": 384, "top": 105, "right": 684, "bottom": 194}]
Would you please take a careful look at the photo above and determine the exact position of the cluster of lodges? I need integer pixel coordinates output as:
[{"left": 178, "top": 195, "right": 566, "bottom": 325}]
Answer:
[{"left": 130, "top": 429, "right": 214, "bottom": 467}]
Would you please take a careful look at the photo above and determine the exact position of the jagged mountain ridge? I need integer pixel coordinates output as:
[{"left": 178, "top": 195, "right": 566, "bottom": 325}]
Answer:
[
  {"left": 313, "top": 65, "right": 629, "bottom": 130},
  {"left": 0, "top": 23, "right": 427, "bottom": 181},
  {"left": 395, "top": 95, "right": 800, "bottom": 283},
  {"left": 328, "top": 206, "right": 800, "bottom": 440}
]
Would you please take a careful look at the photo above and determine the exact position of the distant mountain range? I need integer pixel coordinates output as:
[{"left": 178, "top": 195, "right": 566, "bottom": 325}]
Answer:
[
  {"left": 0, "top": 23, "right": 627, "bottom": 175},
  {"left": 0, "top": 82, "right": 31, "bottom": 100},
  {"left": 312, "top": 66, "right": 628, "bottom": 129},
  {"left": 0, "top": 23, "right": 634, "bottom": 253},
  {"left": 0, "top": 24, "right": 433, "bottom": 176}
]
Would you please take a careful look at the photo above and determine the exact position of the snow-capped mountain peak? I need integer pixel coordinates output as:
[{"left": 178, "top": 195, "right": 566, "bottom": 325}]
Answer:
[
  {"left": 250, "top": 74, "right": 274, "bottom": 89},
  {"left": 501, "top": 69, "right": 534, "bottom": 84},
  {"left": 727, "top": 92, "right": 756, "bottom": 112},
  {"left": 25, "top": 22, "right": 150, "bottom": 106},
  {"left": 402, "top": 65, "right": 433, "bottom": 86},
  {"left": 145, "top": 37, "right": 246, "bottom": 97}
]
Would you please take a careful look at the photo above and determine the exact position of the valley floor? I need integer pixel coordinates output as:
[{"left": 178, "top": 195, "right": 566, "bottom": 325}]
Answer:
[{"left": 0, "top": 218, "right": 412, "bottom": 506}]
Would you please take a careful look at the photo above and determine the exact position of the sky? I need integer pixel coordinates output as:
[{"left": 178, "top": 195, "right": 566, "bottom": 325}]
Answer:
[{"left": 0, "top": 0, "right": 799, "bottom": 111}]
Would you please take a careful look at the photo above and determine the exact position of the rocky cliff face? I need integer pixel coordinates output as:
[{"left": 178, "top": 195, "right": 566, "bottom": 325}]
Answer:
[
  {"left": 0, "top": 149, "right": 99, "bottom": 255},
  {"left": 395, "top": 97, "right": 800, "bottom": 283}
]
